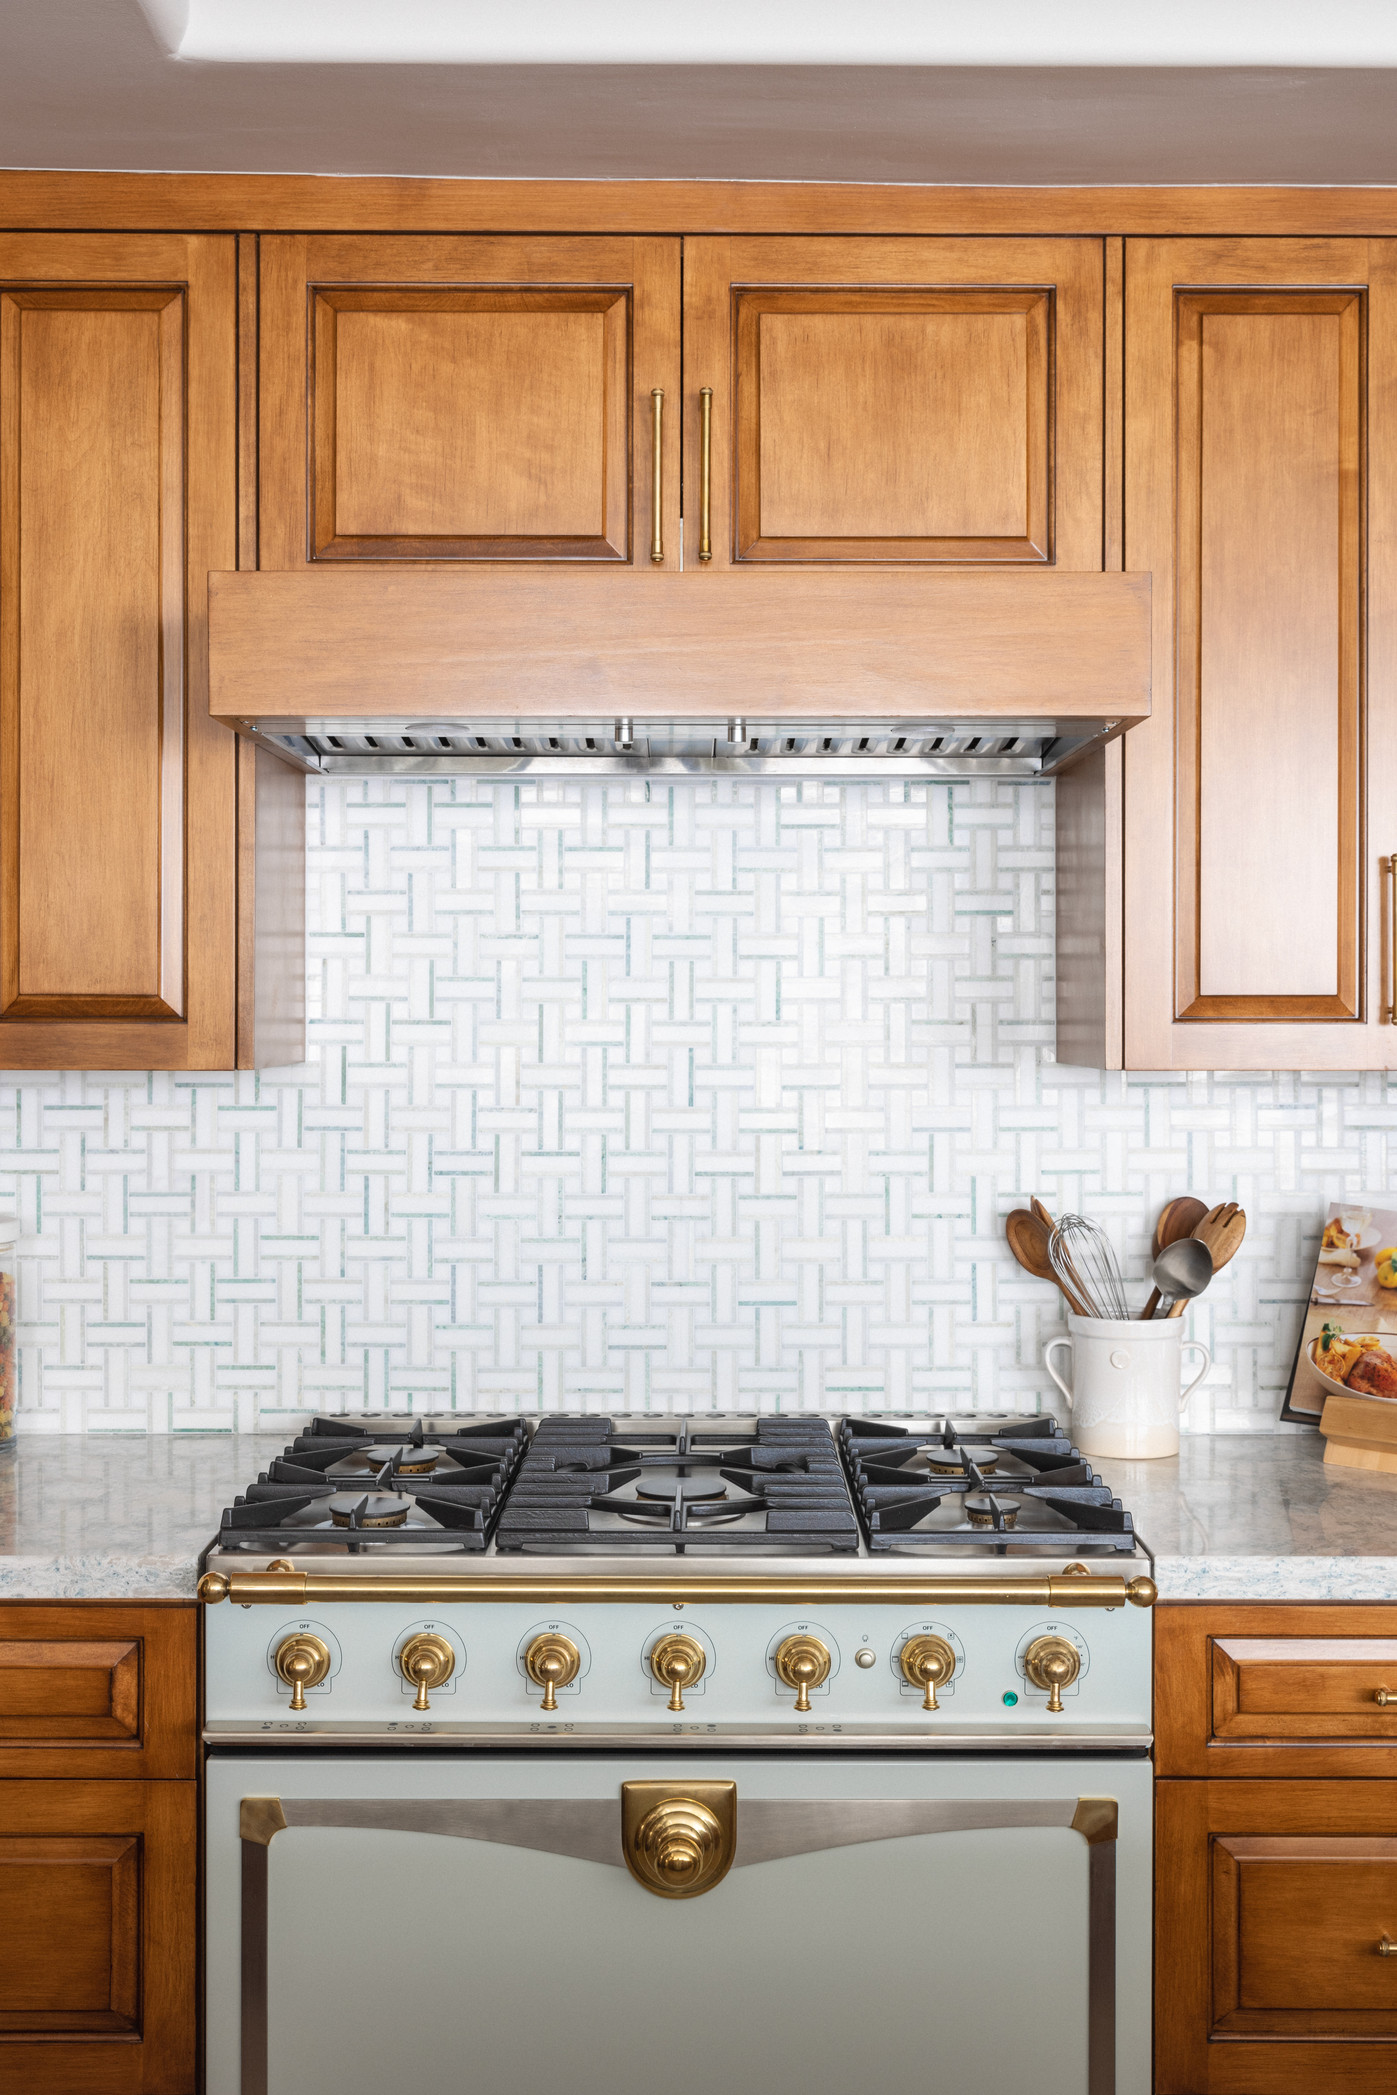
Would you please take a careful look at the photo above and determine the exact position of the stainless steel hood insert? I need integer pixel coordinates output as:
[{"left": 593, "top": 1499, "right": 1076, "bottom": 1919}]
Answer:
[{"left": 263, "top": 718, "right": 1101, "bottom": 780}]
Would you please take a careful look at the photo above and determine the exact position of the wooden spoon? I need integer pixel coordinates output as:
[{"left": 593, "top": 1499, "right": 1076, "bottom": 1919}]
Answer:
[
  {"left": 1140, "top": 1195, "right": 1211, "bottom": 1318},
  {"left": 1006, "top": 1206, "right": 1091, "bottom": 1318},
  {"left": 1166, "top": 1202, "right": 1246, "bottom": 1317}
]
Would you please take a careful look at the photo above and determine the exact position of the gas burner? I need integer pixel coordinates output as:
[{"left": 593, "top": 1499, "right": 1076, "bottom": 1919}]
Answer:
[
  {"left": 964, "top": 1491, "right": 1023, "bottom": 1529},
  {"left": 215, "top": 1416, "right": 528, "bottom": 1554},
  {"left": 326, "top": 1489, "right": 413, "bottom": 1529},
  {"left": 837, "top": 1414, "right": 1138, "bottom": 1556},
  {"left": 495, "top": 1415, "right": 861, "bottom": 1555}
]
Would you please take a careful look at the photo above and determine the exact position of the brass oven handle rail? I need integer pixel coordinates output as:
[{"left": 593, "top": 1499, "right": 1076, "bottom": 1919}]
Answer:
[{"left": 199, "top": 1568, "right": 1156, "bottom": 1608}]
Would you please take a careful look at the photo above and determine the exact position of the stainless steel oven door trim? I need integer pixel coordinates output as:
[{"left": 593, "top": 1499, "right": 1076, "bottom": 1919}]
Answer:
[{"left": 238, "top": 1791, "right": 1117, "bottom": 2095}]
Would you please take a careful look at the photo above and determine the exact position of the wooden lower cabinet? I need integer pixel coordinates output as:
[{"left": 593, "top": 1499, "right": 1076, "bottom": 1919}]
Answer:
[
  {"left": 0, "top": 1604, "right": 198, "bottom": 2094},
  {"left": 1157, "top": 1778, "right": 1397, "bottom": 2092},
  {"left": 0, "top": 1778, "right": 196, "bottom": 2094}
]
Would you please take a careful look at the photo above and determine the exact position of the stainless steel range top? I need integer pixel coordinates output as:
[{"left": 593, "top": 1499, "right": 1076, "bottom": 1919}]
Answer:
[{"left": 200, "top": 1410, "right": 1155, "bottom": 1750}]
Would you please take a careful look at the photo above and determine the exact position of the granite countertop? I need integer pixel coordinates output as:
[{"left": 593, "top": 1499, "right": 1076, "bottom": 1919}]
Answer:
[
  {"left": 1096, "top": 1431, "right": 1397, "bottom": 1600},
  {"left": 0, "top": 1433, "right": 286, "bottom": 1599},
  {"left": 0, "top": 1426, "right": 1393, "bottom": 1605}
]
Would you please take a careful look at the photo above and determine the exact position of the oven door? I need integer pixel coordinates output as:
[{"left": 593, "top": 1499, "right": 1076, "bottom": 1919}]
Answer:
[{"left": 206, "top": 1751, "right": 1150, "bottom": 2095}]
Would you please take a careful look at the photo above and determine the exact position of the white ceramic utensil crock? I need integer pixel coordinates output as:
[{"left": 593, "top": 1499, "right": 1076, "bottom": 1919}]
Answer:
[{"left": 1043, "top": 1314, "right": 1211, "bottom": 1459}]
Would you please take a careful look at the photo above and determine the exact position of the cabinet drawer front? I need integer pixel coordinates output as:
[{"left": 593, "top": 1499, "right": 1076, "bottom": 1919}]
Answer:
[
  {"left": 1156, "top": 1603, "right": 1397, "bottom": 1776},
  {"left": 0, "top": 1605, "right": 196, "bottom": 1779},
  {"left": 1215, "top": 1637, "right": 1397, "bottom": 1739},
  {"left": 0, "top": 1639, "right": 139, "bottom": 1739}
]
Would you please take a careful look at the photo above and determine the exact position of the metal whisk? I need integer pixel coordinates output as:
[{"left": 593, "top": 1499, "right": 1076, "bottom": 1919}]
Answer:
[{"left": 1048, "top": 1214, "right": 1131, "bottom": 1320}]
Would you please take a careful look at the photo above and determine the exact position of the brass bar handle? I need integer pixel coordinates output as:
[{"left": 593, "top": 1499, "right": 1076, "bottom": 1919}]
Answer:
[
  {"left": 650, "top": 388, "right": 664, "bottom": 564},
  {"left": 198, "top": 1568, "right": 1158, "bottom": 1609},
  {"left": 1388, "top": 854, "right": 1397, "bottom": 1024},
  {"left": 698, "top": 386, "right": 713, "bottom": 561}
]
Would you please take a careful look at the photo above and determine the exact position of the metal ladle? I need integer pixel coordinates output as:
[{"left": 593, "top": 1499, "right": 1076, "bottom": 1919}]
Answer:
[{"left": 1145, "top": 1237, "right": 1213, "bottom": 1318}]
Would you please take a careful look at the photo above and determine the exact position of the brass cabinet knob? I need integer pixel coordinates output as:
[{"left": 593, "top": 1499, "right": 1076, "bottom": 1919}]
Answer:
[
  {"left": 648, "top": 1633, "right": 707, "bottom": 1712},
  {"left": 398, "top": 1632, "right": 456, "bottom": 1712},
  {"left": 525, "top": 1633, "right": 581, "bottom": 1712},
  {"left": 774, "top": 1634, "right": 831, "bottom": 1713},
  {"left": 273, "top": 1633, "right": 331, "bottom": 1712},
  {"left": 1376, "top": 1686, "right": 1394, "bottom": 1707},
  {"left": 900, "top": 1633, "right": 957, "bottom": 1712},
  {"left": 1380, "top": 1936, "right": 1397, "bottom": 1957},
  {"left": 1023, "top": 1634, "right": 1082, "bottom": 1714}
]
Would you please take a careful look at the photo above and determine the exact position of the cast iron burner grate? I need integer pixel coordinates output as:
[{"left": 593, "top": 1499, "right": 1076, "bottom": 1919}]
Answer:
[
  {"left": 494, "top": 1414, "right": 861, "bottom": 1554},
  {"left": 216, "top": 1415, "right": 527, "bottom": 1553},
  {"left": 838, "top": 1415, "right": 1137, "bottom": 1555}
]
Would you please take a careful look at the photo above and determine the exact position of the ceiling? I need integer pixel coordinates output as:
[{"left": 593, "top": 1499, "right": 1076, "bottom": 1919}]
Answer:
[{"left": 3, "top": 0, "right": 1397, "bottom": 185}]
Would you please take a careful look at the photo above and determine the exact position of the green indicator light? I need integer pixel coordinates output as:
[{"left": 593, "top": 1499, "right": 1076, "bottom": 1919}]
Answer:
[{"left": 1002, "top": 1690, "right": 1019, "bottom": 1707}]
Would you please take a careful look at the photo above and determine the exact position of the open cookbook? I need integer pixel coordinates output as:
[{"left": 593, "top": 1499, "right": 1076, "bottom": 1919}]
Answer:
[{"left": 1281, "top": 1200, "right": 1397, "bottom": 1422}]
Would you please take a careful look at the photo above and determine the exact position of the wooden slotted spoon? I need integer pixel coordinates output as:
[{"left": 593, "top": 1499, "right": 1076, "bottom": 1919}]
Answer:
[
  {"left": 1140, "top": 1195, "right": 1210, "bottom": 1319},
  {"left": 1166, "top": 1201, "right": 1246, "bottom": 1317}
]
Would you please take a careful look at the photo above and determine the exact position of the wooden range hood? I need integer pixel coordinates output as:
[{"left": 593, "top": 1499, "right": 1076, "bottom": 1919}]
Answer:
[{"left": 208, "top": 566, "right": 1150, "bottom": 780}]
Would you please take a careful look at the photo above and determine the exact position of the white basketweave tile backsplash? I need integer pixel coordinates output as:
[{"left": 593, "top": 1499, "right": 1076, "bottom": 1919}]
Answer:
[{"left": 1, "top": 776, "right": 1392, "bottom": 1436}]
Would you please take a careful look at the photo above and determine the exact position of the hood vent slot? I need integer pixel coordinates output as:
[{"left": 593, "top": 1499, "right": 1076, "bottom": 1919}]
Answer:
[{"left": 259, "top": 720, "right": 1098, "bottom": 780}]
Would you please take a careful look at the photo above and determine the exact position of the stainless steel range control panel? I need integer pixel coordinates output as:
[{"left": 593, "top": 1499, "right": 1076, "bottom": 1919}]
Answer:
[{"left": 203, "top": 1598, "right": 1152, "bottom": 1739}]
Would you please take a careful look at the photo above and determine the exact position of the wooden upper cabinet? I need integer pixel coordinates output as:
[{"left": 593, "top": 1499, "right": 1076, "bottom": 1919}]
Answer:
[
  {"left": 259, "top": 234, "right": 681, "bottom": 568},
  {"left": 682, "top": 237, "right": 1104, "bottom": 569},
  {"left": 0, "top": 233, "right": 239, "bottom": 1069},
  {"left": 1124, "top": 238, "right": 1397, "bottom": 1068}
]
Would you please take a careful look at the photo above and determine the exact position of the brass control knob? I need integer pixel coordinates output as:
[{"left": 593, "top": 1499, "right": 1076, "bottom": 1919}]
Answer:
[
  {"left": 899, "top": 1633, "right": 957, "bottom": 1712},
  {"left": 273, "top": 1633, "right": 331, "bottom": 1712},
  {"left": 525, "top": 1633, "right": 581, "bottom": 1712},
  {"left": 398, "top": 1632, "right": 456, "bottom": 1712},
  {"left": 1023, "top": 1634, "right": 1082, "bottom": 1714},
  {"left": 648, "top": 1632, "right": 707, "bottom": 1712},
  {"left": 774, "top": 1634, "right": 831, "bottom": 1713}
]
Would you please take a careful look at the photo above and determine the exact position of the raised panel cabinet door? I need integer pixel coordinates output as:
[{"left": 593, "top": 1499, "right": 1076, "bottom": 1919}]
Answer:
[
  {"left": 259, "top": 234, "right": 681, "bottom": 568},
  {"left": 0, "top": 1779, "right": 195, "bottom": 2094},
  {"left": 682, "top": 237, "right": 1103, "bottom": 569},
  {"left": 1124, "top": 238, "right": 1397, "bottom": 1069},
  {"left": 1156, "top": 1779, "right": 1397, "bottom": 2094},
  {"left": 0, "top": 233, "right": 238, "bottom": 1070}
]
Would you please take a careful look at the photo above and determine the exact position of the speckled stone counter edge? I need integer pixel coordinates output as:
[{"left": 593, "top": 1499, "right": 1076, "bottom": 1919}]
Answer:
[
  {"left": 0, "top": 1553, "right": 211, "bottom": 1601},
  {"left": 1148, "top": 1555, "right": 1397, "bottom": 1603}
]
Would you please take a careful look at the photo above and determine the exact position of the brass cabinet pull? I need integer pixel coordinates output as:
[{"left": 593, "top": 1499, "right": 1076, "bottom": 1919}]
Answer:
[
  {"left": 1380, "top": 1936, "right": 1397, "bottom": 1956},
  {"left": 649, "top": 388, "right": 664, "bottom": 564},
  {"left": 1377, "top": 1685, "right": 1395, "bottom": 1706},
  {"left": 1388, "top": 855, "right": 1397, "bottom": 1024},
  {"left": 698, "top": 386, "right": 713, "bottom": 561}
]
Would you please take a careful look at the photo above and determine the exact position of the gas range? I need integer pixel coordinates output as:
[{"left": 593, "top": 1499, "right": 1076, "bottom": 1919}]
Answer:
[{"left": 200, "top": 1409, "right": 1155, "bottom": 1750}]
